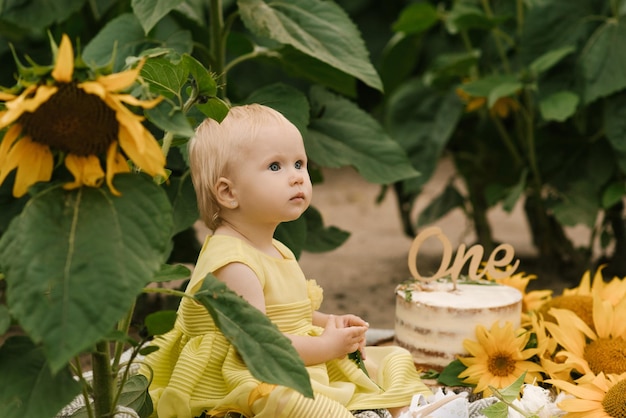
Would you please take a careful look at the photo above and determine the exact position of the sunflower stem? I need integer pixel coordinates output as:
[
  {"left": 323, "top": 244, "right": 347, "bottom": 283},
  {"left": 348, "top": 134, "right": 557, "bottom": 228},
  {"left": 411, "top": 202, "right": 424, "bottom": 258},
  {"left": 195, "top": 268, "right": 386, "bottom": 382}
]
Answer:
[
  {"left": 209, "top": 0, "right": 227, "bottom": 98},
  {"left": 161, "top": 131, "right": 174, "bottom": 158},
  {"left": 92, "top": 341, "right": 115, "bottom": 418}
]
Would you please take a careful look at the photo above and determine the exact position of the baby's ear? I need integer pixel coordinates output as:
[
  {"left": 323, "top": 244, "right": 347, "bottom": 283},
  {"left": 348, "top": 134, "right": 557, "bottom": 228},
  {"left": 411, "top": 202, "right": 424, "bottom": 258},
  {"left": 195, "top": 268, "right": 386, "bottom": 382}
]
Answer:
[{"left": 214, "top": 177, "right": 236, "bottom": 207}]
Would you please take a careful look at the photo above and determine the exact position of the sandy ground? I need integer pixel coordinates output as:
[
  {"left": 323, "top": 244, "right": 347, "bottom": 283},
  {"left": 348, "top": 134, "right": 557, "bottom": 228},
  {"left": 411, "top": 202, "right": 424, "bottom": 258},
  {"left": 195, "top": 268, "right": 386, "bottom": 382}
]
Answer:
[{"left": 298, "top": 158, "right": 587, "bottom": 330}]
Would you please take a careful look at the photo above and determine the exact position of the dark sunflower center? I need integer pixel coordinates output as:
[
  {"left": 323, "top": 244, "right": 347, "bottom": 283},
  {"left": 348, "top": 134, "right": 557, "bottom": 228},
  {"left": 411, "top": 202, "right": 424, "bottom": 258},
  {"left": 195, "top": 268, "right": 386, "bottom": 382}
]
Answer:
[
  {"left": 602, "top": 379, "right": 626, "bottom": 418},
  {"left": 19, "top": 82, "right": 118, "bottom": 156},
  {"left": 488, "top": 352, "right": 516, "bottom": 377},
  {"left": 540, "top": 295, "right": 594, "bottom": 330},
  {"left": 584, "top": 337, "right": 626, "bottom": 375}
]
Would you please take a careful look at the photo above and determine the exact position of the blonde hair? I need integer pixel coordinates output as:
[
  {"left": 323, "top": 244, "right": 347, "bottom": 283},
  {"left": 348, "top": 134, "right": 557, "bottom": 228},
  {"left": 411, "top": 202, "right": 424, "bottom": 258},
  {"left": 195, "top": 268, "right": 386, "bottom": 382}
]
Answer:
[{"left": 188, "top": 103, "right": 296, "bottom": 230}]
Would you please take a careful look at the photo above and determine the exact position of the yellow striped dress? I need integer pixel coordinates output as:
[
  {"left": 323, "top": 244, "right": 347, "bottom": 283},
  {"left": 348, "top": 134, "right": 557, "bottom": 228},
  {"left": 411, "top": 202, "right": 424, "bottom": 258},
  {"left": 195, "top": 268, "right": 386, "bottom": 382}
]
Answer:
[{"left": 139, "top": 235, "right": 431, "bottom": 418}]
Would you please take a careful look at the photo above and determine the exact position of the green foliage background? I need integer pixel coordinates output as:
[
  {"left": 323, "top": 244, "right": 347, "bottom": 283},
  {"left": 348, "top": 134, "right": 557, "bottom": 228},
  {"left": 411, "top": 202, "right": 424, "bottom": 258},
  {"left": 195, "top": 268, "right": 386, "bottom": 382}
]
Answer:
[{"left": 2, "top": 0, "right": 626, "bottom": 416}]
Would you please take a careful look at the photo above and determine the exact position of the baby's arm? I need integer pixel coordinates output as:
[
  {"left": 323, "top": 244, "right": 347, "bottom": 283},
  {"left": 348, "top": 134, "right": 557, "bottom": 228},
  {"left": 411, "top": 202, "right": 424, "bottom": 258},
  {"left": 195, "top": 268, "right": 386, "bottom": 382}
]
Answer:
[{"left": 215, "top": 264, "right": 368, "bottom": 366}]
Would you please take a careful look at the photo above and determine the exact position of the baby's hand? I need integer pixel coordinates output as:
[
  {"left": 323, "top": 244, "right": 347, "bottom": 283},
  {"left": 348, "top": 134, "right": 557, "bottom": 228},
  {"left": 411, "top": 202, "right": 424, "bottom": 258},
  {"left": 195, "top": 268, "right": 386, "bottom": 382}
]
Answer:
[
  {"left": 321, "top": 315, "right": 368, "bottom": 359},
  {"left": 334, "top": 314, "right": 369, "bottom": 359},
  {"left": 335, "top": 314, "right": 369, "bottom": 329}
]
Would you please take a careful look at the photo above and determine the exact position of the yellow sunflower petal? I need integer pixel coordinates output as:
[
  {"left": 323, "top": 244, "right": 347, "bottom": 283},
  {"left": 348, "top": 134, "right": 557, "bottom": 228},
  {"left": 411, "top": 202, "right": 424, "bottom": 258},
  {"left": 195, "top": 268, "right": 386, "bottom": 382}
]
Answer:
[
  {"left": 0, "top": 124, "right": 22, "bottom": 168},
  {"left": 593, "top": 297, "right": 613, "bottom": 339},
  {"left": 105, "top": 142, "right": 130, "bottom": 196},
  {"left": 51, "top": 34, "right": 75, "bottom": 83},
  {"left": 117, "top": 122, "right": 166, "bottom": 177},
  {"left": 0, "top": 91, "right": 17, "bottom": 101},
  {"left": 0, "top": 137, "right": 53, "bottom": 197},
  {"left": 63, "top": 154, "right": 105, "bottom": 190},
  {"left": 95, "top": 59, "right": 144, "bottom": 92},
  {"left": 116, "top": 93, "right": 162, "bottom": 109},
  {"left": 549, "top": 378, "right": 605, "bottom": 401}
]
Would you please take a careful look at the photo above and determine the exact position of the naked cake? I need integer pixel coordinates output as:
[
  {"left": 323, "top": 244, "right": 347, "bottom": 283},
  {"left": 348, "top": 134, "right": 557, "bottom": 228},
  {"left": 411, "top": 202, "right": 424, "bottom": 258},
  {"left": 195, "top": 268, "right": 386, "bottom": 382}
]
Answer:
[
  {"left": 394, "top": 226, "right": 523, "bottom": 370},
  {"left": 395, "top": 280, "right": 522, "bottom": 370}
]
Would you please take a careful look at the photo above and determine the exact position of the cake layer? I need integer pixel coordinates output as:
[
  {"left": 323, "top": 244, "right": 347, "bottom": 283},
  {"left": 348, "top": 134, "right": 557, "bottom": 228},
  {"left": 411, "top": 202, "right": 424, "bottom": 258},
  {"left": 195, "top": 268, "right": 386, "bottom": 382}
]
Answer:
[{"left": 395, "top": 282, "right": 522, "bottom": 370}]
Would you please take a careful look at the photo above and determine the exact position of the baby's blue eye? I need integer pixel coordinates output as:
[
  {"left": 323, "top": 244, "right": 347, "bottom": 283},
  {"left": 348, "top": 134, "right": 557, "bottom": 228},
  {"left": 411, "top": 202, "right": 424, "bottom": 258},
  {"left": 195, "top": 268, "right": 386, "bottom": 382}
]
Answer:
[
  {"left": 269, "top": 162, "right": 280, "bottom": 171},
  {"left": 295, "top": 161, "right": 303, "bottom": 169}
]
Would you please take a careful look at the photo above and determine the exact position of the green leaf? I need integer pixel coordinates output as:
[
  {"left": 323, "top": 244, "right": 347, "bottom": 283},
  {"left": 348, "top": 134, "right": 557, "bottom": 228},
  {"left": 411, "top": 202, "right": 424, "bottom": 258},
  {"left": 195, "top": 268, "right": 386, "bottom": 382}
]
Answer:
[
  {"left": 164, "top": 172, "right": 199, "bottom": 235},
  {"left": 0, "top": 0, "right": 85, "bottom": 30},
  {"left": 302, "top": 206, "right": 350, "bottom": 254},
  {"left": 437, "top": 359, "right": 472, "bottom": 387},
  {"left": 581, "top": 18, "right": 626, "bottom": 104},
  {"left": 237, "top": 0, "right": 383, "bottom": 91},
  {"left": 146, "top": 99, "right": 196, "bottom": 137},
  {"left": 132, "top": 0, "right": 185, "bottom": 34},
  {"left": 118, "top": 374, "right": 153, "bottom": 418},
  {"left": 492, "top": 371, "right": 526, "bottom": 403},
  {"left": 392, "top": 2, "right": 439, "bottom": 35},
  {"left": 0, "top": 336, "right": 80, "bottom": 418},
  {"left": 602, "top": 182, "right": 626, "bottom": 209},
  {"left": 0, "top": 175, "right": 173, "bottom": 372},
  {"left": 275, "top": 216, "right": 308, "bottom": 259},
  {"left": 183, "top": 54, "right": 218, "bottom": 98},
  {"left": 539, "top": 91, "right": 579, "bottom": 122},
  {"left": 481, "top": 401, "right": 509, "bottom": 418},
  {"left": 83, "top": 13, "right": 148, "bottom": 70},
  {"left": 529, "top": 45, "right": 576, "bottom": 75},
  {"left": 417, "top": 183, "right": 465, "bottom": 227},
  {"left": 153, "top": 263, "right": 191, "bottom": 283},
  {"left": 244, "top": 83, "right": 311, "bottom": 136},
  {"left": 194, "top": 274, "right": 313, "bottom": 398},
  {"left": 385, "top": 79, "right": 464, "bottom": 193},
  {"left": 195, "top": 97, "right": 231, "bottom": 122},
  {"left": 141, "top": 55, "right": 191, "bottom": 101},
  {"left": 519, "top": 0, "right": 597, "bottom": 65},
  {"left": 277, "top": 46, "right": 358, "bottom": 97},
  {"left": 603, "top": 90, "right": 626, "bottom": 173},
  {"left": 487, "top": 81, "right": 523, "bottom": 108},
  {"left": 460, "top": 74, "right": 520, "bottom": 99},
  {"left": 446, "top": 3, "right": 509, "bottom": 34},
  {"left": 306, "top": 86, "right": 419, "bottom": 184},
  {"left": 145, "top": 310, "right": 177, "bottom": 336}
]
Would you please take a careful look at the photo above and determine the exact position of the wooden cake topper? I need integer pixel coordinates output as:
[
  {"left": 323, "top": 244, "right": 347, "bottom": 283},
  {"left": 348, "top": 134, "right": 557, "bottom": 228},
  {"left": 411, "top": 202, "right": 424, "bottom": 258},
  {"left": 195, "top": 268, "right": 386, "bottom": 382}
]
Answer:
[{"left": 408, "top": 226, "right": 519, "bottom": 289}]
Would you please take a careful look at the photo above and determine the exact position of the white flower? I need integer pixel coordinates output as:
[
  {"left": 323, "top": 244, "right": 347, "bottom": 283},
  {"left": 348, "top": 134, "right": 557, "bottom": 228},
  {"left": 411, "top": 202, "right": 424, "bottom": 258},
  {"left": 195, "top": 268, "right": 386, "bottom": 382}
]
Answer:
[{"left": 508, "top": 384, "right": 566, "bottom": 418}]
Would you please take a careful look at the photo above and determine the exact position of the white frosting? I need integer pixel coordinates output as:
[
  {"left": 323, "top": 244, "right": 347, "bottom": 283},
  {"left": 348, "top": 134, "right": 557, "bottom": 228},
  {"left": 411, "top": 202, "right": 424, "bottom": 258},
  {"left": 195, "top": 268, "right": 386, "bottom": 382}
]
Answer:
[{"left": 395, "top": 282, "right": 522, "bottom": 369}]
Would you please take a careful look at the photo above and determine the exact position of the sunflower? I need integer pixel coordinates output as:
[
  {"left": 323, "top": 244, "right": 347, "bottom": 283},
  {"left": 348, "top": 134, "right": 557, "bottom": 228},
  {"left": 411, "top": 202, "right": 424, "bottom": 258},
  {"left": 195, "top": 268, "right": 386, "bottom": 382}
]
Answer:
[
  {"left": 458, "top": 321, "right": 546, "bottom": 397},
  {"left": 563, "top": 266, "right": 626, "bottom": 307},
  {"left": 0, "top": 34, "right": 166, "bottom": 197},
  {"left": 544, "top": 297, "right": 626, "bottom": 380},
  {"left": 548, "top": 372, "right": 626, "bottom": 418}
]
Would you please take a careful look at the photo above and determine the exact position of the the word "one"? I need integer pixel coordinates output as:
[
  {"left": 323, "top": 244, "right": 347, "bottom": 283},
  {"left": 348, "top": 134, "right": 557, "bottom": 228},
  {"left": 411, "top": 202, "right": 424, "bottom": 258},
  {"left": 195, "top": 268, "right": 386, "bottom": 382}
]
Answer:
[{"left": 408, "top": 226, "right": 519, "bottom": 286}]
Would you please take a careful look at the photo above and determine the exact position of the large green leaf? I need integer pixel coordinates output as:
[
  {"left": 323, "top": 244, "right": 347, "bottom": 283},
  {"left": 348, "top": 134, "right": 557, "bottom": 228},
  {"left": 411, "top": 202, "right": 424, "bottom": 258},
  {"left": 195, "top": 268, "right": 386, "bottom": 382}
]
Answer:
[
  {"left": 164, "top": 171, "right": 199, "bottom": 235},
  {"left": 194, "top": 275, "right": 314, "bottom": 398},
  {"left": 580, "top": 18, "right": 626, "bottom": 104},
  {"left": 0, "top": 0, "right": 86, "bottom": 30},
  {"left": 306, "top": 86, "right": 419, "bottom": 184},
  {"left": 0, "top": 175, "right": 173, "bottom": 372},
  {"left": 604, "top": 93, "right": 626, "bottom": 173},
  {"left": 392, "top": 2, "right": 439, "bottom": 35},
  {"left": 237, "top": 0, "right": 382, "bottom": 91},
  {"left": 277, "top": 46, "right": 358, "bottom": 97},
  {"left": 302, "top": 206, "right": 349, "bottom": 254},
  {"left": 385, "top": 79, "right": 463, "bottom": 192},
  {"left": 519, "top": 0, "right": 598, "bottom": 65},
  {"left": 132, "top": 0, "right": 185, "bottom": 34},
  {"left": 0, "top": 336, "right": 80, "bottom": 418},
  {"left": 83, "top": 14, "right": 148, "bottom": 70},
  {"left": 243, "top": 83, "right": 311, "bottom": 136}
]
